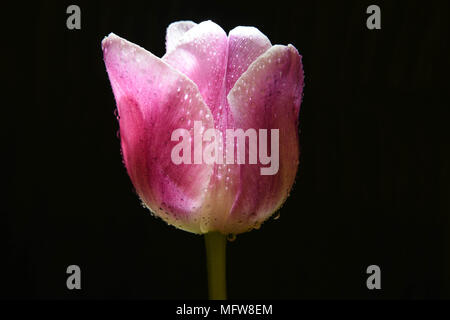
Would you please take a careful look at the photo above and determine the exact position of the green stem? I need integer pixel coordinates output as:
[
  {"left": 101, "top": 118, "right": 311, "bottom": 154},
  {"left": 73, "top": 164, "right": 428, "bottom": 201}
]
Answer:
[{"left": 204, "top": 232, "right": 227, "bottom": 300}]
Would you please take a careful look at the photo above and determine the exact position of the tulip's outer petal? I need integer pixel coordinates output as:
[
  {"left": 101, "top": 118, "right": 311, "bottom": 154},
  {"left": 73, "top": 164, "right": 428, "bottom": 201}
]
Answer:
[
  {"left": 165, "top": 20, "right": 197, "bottom": 53},
  {"left": 102, "top": 33, "right": 215, "bottom": 234},
  {"left": 225, "top": 44, "right": 304, "bottom": 234},
  {"left": 226, "top": 26, "right": 272, "bottom": 94},
  {"left": 163, "top": 21, "right": 228, "bottom": 119}
]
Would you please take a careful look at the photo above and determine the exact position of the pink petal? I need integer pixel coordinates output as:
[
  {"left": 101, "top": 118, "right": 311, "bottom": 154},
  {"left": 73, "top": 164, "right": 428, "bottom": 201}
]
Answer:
[
  {"left": 102, "top": 33, "right": 215, "bottom": 234},
  {"left": 226, "top": 26, "right": 271, "bottom": 95},
  {"left": 162, "top": 21, "right": 228, "bottom": 119},
  {"left": 225, "top": 44, "right": 304, "bottom": 234},
  {"left": 165, "top": 20, "right": 197, "bottom": 53}
]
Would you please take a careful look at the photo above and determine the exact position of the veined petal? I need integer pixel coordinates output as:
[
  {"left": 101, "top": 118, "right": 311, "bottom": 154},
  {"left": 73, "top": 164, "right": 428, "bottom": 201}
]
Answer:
[
  {"left": 225, "top": 44, "right": 304, "bottom": 234},
  {"left": 165, "top": 20, "right": 197, "bottom": 53},
  {"left": 226, "top": 26, "right": 271, "bottom": 95},
  {"left": 163, "top": 21, "right": 228, "bottom": 118},
  {"left": 102, "top": 33, "right": 215, "bottom": 234}
]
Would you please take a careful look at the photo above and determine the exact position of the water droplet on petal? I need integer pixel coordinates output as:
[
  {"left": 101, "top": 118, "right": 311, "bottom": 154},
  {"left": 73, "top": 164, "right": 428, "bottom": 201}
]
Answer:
[{"left": 227, "top": 234, "right": 236, "bottom": 242}]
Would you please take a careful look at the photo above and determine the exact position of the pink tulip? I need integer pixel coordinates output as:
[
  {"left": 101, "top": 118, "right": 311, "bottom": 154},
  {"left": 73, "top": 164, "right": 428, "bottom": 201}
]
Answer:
[
  {"left": 102, "top": 20, "right": 304, "bottom": 236},
  {"left": 103, "top": 20, "right": 304, "bottom": 300}
]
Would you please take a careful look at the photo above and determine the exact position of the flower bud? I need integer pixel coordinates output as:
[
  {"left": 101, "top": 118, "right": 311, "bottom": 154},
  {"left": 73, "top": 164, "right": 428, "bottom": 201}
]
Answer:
[{"left": 102, "top": 20, "right": 304, "bottom": 235}]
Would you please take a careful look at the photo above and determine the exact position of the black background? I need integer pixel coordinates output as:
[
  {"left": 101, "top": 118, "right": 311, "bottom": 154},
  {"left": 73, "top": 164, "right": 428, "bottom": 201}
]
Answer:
[{"left": 2, "top": 0, "right": 450, "bottom": 299}]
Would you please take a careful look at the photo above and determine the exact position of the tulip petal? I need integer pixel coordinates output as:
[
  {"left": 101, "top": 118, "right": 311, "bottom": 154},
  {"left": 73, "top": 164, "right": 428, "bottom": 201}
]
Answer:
[
  {"left": 226, "top": 44, "right": 304, "bottom": 234},
  {"left": 163, "top": 21, "right": 228, "bottom": 118},
  {"left": 102, "top": 33, "right": 216, "bottom": 234},
  {"left": 226, "top": 26, "right": 271, "bottom": 94},
  {"left": 165, "top": 20, "right": 197, "bottom": 53}
]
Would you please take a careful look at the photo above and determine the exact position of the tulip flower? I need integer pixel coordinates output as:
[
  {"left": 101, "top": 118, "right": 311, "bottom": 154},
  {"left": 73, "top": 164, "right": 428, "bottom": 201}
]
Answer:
[{"left": 102, "top": 20, "right": 304, "bottom": 299}]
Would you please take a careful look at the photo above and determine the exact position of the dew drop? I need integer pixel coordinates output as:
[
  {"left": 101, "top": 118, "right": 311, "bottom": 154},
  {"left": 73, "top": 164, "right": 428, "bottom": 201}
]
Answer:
[{"left": 227, "top": 233, "right": 236, "bottom": 242}]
